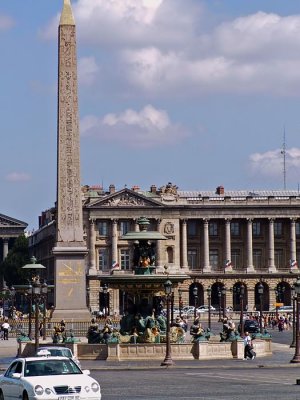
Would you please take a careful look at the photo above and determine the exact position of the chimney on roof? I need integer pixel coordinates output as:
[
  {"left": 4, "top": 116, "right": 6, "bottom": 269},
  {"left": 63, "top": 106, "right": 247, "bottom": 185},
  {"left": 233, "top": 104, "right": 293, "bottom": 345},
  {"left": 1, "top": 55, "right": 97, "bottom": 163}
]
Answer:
[
  {"left": 150, "top": 185, "right": 157, "bottom": 194},
  {"left": 131, "top": 185, "right": 140, "bottom": 192},
  {"left": 216, "top": 185, "right": 224, "bottom": 195},
  {"left": 109, "top": 184, "right": 115, "bottom": 194}
]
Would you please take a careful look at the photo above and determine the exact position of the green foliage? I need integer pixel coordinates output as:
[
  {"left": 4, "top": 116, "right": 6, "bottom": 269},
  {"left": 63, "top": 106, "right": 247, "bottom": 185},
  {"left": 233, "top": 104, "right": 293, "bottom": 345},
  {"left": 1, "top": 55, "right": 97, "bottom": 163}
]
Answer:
[{"left": 1, "top": 235, "right": 31, "bottom": 285}]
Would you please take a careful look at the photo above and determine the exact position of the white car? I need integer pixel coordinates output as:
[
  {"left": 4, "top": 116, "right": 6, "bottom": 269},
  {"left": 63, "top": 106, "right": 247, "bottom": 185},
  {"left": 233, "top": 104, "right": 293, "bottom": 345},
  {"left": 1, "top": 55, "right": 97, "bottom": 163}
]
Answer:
[
  {"left": 36, "top": 346, "right": 81, "bottom": 368},
  {"left": 0, "top": 357, "right": 101, "bottom": 400},
  {"left": 196, "top": 305, "right": 216, "bottom": 313}
]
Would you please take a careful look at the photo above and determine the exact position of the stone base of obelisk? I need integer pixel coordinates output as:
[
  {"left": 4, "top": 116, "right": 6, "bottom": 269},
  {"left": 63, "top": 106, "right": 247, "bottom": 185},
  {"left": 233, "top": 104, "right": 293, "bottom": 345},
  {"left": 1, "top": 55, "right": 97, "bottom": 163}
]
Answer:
[{"left": 52, "top": 245, "right": 91, "bottom": 321}]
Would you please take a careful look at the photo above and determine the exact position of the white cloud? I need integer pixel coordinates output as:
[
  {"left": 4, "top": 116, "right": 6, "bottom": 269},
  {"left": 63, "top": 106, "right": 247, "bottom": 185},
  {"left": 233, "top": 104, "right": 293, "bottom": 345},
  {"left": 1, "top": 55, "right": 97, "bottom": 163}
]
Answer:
[
  {"left": 78, "top": 57, "right": 99, "bottom": 86},
  {"left": 5, "top": 172, "right": 31, "bottom": 182},
  {"left": 0, "top": 14, "right": 14, "bottom": 31},
  {"left": 248, "top": 148, "right": 300, "bottom": 180},
  {"left": 81, "top": 104, "right": 189, "bottom": 148}
]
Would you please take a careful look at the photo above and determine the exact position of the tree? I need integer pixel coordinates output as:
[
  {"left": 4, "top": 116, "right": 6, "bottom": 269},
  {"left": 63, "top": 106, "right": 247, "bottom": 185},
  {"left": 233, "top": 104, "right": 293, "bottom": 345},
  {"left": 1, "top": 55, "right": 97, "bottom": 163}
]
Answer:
[{"left": 1, "top": 235, "right": 31, "bottom": 285}]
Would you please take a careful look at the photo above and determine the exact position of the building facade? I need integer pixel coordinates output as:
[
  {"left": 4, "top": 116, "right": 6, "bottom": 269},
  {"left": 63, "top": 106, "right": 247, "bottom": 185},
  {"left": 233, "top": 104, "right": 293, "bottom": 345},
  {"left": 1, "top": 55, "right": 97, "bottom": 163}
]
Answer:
[{"left": 29, "top": 183, "right": 300, "bottom": 315}]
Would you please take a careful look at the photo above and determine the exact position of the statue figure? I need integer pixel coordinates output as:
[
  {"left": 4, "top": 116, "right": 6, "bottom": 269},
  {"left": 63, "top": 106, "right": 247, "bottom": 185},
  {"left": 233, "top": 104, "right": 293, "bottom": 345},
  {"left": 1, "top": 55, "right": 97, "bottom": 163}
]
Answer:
[{"left": 87, "top": 318, "right": 100, "bottom": 344}]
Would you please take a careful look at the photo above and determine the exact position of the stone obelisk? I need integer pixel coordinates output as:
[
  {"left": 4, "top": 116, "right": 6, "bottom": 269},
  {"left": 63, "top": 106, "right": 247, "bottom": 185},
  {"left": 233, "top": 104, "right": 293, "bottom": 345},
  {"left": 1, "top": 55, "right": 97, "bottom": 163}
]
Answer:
[{"left": 52, "top": 0, "right": 90, "bottom": 320}]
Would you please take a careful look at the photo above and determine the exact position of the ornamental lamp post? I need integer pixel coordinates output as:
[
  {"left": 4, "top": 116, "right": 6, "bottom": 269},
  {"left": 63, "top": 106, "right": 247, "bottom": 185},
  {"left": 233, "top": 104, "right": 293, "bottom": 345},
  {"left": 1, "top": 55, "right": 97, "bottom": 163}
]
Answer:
[
  {"left": 178, "top": 288, "right": 183, "bottom": 319},
  {"left": 41, "top": 282, "right": 48, "bottom": 340},
  {"left": 10, "top": 287, "right": 16, "bottom": 318},
  {"left": 291, "top": 278, "right": 300, "bottom": 363},
  {"left": 161, "top": 279, "right": 174, "bottom": 367},
  {"left": 218, "top": 289, "right": 222, "bottom": 322},
  {"left": 207, "top": 286, "right": 212, "bottom": 330},
  {"left": 240, "top": 284, "right": 245, "bottom": 337},
  {"left": 32, "top": 278, "right": 44, "bottom": 354},
  {"left": 290, "top": 285, "right": 296, "bottom": 348},
  {"left": 258, "top": 282, "right": 264, "bottom": 334},
  {"left": 103, "top": 284, "right": 108, "bottom": 317},
  {"left": 221, "top": 287, "right": 226, "bottom": 319},
  {"left": 193, "top": 286, "right": 198, "bottom": 320}
]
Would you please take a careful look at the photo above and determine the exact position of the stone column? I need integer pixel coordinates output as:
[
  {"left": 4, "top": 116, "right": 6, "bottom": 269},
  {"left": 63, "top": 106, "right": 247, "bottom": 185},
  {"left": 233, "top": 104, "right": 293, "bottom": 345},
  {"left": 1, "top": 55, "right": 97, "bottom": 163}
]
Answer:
[
  {"left": 3, "top": 239, "right": 9, "bottom": 260},
  {"left": 181, "top": 219, "right": 188, "bottom": 269},
  {"left": 156, "top": 219, "right": 163, "bottom": 267},
  {"left": 203, "top": 219, "right": 211, "bottom": 272},
  {"left": 134, "top": 219, "right": 139, "bottom": 232},
  {"left": 247, "top": 219, "right": 255, "bottom": 272},
  {"left": 112, "top": 219, "right": 118, "bottom": 265},
  {"left": 225, "top": 219, "right": 231, "bottom": 272},
  {"left": 88, "top": 219, "right": 97, "bottom": 273},
  {"left": 290, "top": 218, "right": 297, "bottom": 266},
  {"left": 268, "top": 218, "right": 276, "bottom": 272}
]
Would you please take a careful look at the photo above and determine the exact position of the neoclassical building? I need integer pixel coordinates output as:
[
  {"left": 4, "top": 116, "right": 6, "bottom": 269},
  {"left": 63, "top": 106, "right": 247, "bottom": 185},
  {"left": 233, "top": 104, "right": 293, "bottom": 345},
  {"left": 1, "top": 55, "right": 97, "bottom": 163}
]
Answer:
[
  {"left": 29, "top": 183, "right": 300, "bottom": 315},
  {"left": 0, "top": 213, "right": 28, "bottom": 287}
]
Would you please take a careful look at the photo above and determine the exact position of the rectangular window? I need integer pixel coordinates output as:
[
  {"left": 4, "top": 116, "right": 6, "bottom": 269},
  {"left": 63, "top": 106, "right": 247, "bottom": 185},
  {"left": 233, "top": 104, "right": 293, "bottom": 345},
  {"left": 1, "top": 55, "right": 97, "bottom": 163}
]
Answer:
[
  {"left": 188, "top": 249, "right": 197, "bottom": 270},
  {"left": 120, "top": 249, "right": 130, "bottom": 270},
  {"left": 98, "top": 221, "right": 108, "bottom": 236},
  {"left": 209, "top": 222, "right": 218, "bottom": 236},
  {"left": 188, "top": 221, "right": 197, "bottom": 236},
  {"left": 252, "top": 222, "right": 261, "bottom": 236},
  {"left": 98, "top": 248, "right": 109, "bottom": 271},
  {"left": 231, "top": 222, "right": 240, "bottom": 236},
  {"left": 296, "top": 223, "right": 300, "bottom": 236},
  {"left": 120, "top": 221, "right": 130, "bottom": 236},
  {"left": 274, "top": 222, "right": 283, "bottom": 236},
  {"left": 275, "top": 249, "right": 283, "bottom": 268},
  {"left": 231, "top": 249, "right": 241, "bottom": 269},
  {"left": 253, "top": 249, "right": 262, "bottom": 269},
  {"left": 209, "top": 249, "right": 219, "bottom": 268}
]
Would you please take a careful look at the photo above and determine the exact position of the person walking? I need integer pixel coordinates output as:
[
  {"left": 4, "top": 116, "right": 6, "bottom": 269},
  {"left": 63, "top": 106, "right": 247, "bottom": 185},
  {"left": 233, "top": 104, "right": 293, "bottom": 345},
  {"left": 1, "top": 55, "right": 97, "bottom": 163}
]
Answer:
[
  {"left": 243, "top": 331, "right": 255, "bottom": 360},
  {"left": 1, "top": 319, "right": 10, "bottom": 340}
]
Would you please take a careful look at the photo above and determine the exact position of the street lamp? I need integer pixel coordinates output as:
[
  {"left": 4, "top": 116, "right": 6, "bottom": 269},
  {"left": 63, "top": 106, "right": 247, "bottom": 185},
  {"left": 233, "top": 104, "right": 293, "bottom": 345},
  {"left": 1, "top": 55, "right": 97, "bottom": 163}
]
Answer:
[
  {"left": 274, "top": 285, "right": 285, "bottom": 320},
  {"left": 171, "top": 291, "right": 174, "bottom": 325},
  {"left": 221, "top": 287, "right": 226, "bottom": 319},
  {"left": 218, "top": 289, "right": 222, "bottom": 322},
  {"left": 258, "top": 282, "right": 264, "bottom": 334},
  {"left": 178, "top": 288, "right": 183, "bottom": 319},
  {"left": 291, "top": 278, "right": 300, "bottom": 363},
  {"left": 41, "top": 282, "right": 48, "bottom": 340},
  {"left": 161, "top": 279, "right": 174, "bottom": 367},
  {"left": 32, "top": 277, "right": 48, "bottom": 353},
  {"left": 103, "top": 284, "right": 108, "bottom": 317},
  {"left": 239, "top": 284, "right": 245, "bottom": 337},
  {"left": 207, "top": 286, "right": 212, "bottom": 330},
  {"left": 10, "top": 287, "right": 16, "bottom": 318},
  {"left": 290, "top": 285, "right": 296, "bottom": 348},
  {"left": 193, "top": 286, "right": 198, "bottom": 320}
]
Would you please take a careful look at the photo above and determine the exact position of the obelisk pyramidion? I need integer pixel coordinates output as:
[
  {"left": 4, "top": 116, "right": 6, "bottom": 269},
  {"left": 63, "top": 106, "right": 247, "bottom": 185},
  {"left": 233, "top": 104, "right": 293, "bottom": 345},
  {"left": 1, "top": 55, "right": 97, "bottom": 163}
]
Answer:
[{"left": 52, "top": 0, "right": 90, "bottom": 320}]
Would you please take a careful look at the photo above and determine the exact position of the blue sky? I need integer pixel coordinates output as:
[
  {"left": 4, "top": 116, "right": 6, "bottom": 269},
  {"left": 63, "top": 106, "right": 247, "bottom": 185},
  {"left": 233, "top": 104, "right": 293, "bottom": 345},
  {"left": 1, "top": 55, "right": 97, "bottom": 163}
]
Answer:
[{"left": 2, "top": 0, "right": 300, "bottom": 231}]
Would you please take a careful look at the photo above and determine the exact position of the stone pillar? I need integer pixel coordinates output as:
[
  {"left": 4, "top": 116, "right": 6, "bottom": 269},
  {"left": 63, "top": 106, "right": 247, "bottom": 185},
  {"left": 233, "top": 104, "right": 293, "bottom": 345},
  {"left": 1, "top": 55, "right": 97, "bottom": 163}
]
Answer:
[
  {"left": 290, "top": 218, "right": 297, "bottom": 266},
  {"left": 111, "top": 219, "right": 118, "bottom": 265},
  {"left": 88, "top": 219, "right": 97, "bottom": 273},
  {"left": 203, "top": 219, "right": 211, "bottom": 272},
  {"left": 247, "top": 219, "right": 255, "bottom": 272},
  {"left": 181, "top": 219, "right": 188, "bottom": 269},
  {"left": 268, "top": 218, "right": 276, "bottom": 272},
  {"left": 225, "top": 219, "right": 231, "bottom": 272},
  {"left": 156, "top": 219, "right": 163, "bottom": 267},
  {"left": 134, "top": 220, "right": 139, "bottom": 232},
  {"left": 3, "top": 239, "right": 9, "bottom": 260}
]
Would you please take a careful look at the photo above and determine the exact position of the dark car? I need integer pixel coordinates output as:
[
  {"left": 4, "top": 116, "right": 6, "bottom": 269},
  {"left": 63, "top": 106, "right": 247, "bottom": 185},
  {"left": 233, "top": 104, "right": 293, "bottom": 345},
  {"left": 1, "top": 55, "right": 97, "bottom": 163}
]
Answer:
[{"left": 239, "top": 319, "right": 259, "bottom": 334}]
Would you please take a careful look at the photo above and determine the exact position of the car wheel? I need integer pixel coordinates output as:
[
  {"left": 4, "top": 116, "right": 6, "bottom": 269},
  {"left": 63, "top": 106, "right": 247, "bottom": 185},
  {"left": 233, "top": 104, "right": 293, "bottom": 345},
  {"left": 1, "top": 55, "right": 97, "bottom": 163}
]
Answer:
[
  {"left": 0, "top": 390, "right": 4, "bottom": 400},
  {"left": 23, "top": 392, "right": 29, "bottom": 400}
]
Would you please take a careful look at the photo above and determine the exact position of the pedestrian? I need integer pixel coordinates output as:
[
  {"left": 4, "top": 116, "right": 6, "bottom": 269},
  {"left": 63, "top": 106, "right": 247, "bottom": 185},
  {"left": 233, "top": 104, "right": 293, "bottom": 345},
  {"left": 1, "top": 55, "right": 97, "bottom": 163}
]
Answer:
[
  {"left": 1, "top": 319, "right": 10, "bottom": 340},
  {"left": 243, "top": 331, "right": 255, "bottom": 360}
]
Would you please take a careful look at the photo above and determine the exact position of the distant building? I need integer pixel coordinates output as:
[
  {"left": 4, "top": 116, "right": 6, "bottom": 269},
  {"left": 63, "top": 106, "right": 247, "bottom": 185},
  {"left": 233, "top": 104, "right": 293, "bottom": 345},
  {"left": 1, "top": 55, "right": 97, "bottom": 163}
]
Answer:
[
  {"left": 0, "top": 213, "right": 28, "bottom": 287},
  {"left": 29, "top": 183, "right": 300, "bottom": 314}
]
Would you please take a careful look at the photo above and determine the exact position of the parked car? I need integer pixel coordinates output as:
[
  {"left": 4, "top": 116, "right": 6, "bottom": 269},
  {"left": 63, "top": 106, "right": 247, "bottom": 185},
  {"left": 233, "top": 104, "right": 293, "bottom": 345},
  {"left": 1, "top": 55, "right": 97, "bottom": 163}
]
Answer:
[
  {"left": 196, "top": 305, "right": 216, "bottom": 313},
  {"left": 36, "top": 346, "right": 81, "bottom": 368},
  {"left": 0, "top": 356, "right": 101, "bottom": 400},
  {"left": 239, "top": 319, "right": 260, "bottom": 334},
  {"left": 277, "top": 306, "right": 293, "bottom": 313}
]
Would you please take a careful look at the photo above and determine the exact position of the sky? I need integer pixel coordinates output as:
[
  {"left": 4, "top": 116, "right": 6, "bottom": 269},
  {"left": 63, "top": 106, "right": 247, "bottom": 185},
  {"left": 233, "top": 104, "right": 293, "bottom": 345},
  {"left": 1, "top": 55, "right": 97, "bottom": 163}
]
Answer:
[{"left": 2, "top": 0, "right": 300, "bottom": 231}]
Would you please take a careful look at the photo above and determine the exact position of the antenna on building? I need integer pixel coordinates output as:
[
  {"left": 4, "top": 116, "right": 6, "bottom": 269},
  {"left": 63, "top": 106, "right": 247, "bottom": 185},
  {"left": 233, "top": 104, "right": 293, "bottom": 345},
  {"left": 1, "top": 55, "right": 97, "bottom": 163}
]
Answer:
[{"left": 280, "top": 126, "right": 286, "bottom": 190}]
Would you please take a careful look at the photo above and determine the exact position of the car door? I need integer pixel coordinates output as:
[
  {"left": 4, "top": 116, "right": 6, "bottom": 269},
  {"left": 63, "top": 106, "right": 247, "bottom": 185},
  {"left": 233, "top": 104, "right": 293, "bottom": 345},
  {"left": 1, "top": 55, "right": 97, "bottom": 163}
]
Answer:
[{"left": 2, "top": 361, "right": 24, "bottom": 400}]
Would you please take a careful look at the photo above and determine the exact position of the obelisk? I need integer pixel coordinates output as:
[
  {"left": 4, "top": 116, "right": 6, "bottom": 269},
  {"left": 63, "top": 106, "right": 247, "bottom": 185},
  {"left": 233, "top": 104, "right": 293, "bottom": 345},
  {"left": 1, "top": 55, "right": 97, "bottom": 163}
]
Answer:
[{"left": 52, "top": 0, "right": 90, "bottom": 320}]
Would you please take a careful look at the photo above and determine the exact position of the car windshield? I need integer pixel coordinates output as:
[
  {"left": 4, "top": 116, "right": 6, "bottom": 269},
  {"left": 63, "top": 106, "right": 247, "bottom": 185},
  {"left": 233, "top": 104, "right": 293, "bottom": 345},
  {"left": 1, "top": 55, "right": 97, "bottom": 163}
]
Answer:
[
  {"left": 47, "top": 348, "right": 72, "bottom": 357},
  {"left": 24, "top": 359, "right": 82, "bottom": 377}
]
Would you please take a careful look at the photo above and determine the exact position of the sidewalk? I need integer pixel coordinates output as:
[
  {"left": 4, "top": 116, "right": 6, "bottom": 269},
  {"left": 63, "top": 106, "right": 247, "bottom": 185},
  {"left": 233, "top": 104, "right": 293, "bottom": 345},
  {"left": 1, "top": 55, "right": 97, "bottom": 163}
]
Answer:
[{"left": 0, "top": 338, "right": 297, "bottom": 371}]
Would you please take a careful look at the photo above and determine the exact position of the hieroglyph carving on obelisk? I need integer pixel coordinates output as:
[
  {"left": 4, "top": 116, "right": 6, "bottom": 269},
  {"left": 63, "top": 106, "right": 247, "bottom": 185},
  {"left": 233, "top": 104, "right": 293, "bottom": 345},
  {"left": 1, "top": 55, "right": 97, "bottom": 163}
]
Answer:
[{"left": 56, "top": 0, "right": 83, "bottom": 244}]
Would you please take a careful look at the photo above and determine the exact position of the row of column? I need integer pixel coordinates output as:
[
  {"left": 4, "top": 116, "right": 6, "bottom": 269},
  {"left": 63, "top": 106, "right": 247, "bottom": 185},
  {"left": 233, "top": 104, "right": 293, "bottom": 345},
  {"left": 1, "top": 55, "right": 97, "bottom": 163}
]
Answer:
[
  {"left": 2, "top": 238, "right": 9, "bottom": 261},
  {"left": 181, "top": 218, "right": 297, "bottom": 272}
]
